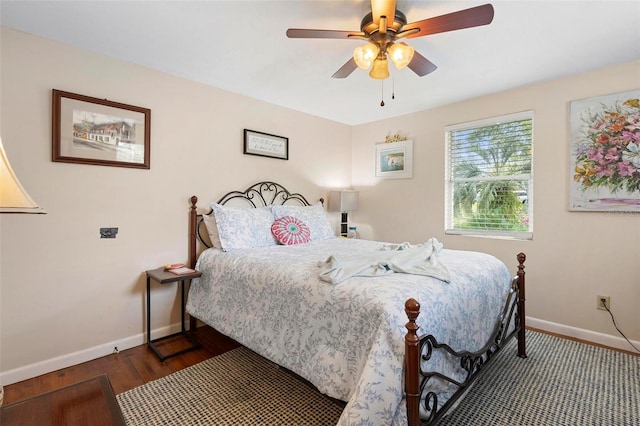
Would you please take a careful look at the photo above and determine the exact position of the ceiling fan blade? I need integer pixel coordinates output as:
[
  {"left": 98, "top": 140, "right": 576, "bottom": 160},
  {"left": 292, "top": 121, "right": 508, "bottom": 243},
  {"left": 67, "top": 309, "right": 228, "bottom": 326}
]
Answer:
[
  {"left": 403, "top": 4, "right": 494, "bottom": 39},
  {"left": 332, "top": 58, "right": 358, "bottom": 79},
  {"left": 286, "top": 29, "right": 364, "bottom": 39},
  {"left": 371, "top": 0, "right": 396, "bottom": 25},
  {"left": 407, "top": 51, "right": 438, "bottom": 77}
]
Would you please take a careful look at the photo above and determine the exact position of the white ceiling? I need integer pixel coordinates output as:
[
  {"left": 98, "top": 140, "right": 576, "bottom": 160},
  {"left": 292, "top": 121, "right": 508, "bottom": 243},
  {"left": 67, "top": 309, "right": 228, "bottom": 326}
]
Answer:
[{"left": 2, "top": 1, "right": 639, "bottom": 125}]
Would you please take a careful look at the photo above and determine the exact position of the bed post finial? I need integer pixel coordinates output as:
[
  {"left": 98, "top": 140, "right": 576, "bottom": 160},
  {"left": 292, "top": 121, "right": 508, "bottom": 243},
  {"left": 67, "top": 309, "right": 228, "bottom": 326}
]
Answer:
[
  {"left": 405, "top": 298, "right": 421, "bottom": 426},
  {"left": 516, "top": 252, "right": 527, "bottom": 359},
  {"left": 189, "top": 196, "right": 198, "bottom": 270}
]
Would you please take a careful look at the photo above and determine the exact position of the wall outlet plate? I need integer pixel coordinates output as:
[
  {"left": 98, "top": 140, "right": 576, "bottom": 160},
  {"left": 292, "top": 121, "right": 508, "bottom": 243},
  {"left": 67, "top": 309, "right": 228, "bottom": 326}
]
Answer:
[{"left": 597, "top": 295, "right": 610, "bottom": 311}]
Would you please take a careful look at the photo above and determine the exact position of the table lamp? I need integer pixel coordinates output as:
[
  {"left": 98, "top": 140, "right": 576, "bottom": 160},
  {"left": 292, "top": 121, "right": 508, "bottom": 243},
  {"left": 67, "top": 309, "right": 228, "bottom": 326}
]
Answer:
[
  {"left": 329, "top": 190, "right": 358, "bottom": 237},
  {"left": 0, "top": 137, "right": 45, "bottom": 214}
]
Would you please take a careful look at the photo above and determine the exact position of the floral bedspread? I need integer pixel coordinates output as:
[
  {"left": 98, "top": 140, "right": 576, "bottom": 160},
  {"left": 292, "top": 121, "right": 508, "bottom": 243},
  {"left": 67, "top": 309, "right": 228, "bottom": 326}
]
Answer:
[{"left": 186, "top": 238, "right": 512, "bottom": 425}]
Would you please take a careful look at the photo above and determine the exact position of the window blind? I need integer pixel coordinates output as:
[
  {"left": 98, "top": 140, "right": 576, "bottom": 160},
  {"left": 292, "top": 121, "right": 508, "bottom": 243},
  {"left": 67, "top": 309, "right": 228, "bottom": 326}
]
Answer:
[{"left": 445, "top": 112, "right": 533, "bottom": 239}]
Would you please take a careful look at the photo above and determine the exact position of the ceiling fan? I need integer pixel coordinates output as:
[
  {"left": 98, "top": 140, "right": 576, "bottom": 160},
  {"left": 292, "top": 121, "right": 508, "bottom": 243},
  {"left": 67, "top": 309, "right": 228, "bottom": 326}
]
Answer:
[{"left": 286, "top": 0, "right": 494, "bottom": 80}]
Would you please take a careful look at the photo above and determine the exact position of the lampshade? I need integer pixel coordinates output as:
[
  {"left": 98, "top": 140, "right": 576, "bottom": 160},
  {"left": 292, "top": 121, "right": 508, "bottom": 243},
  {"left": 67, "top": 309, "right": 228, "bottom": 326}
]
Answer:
[
  {"left": 353, "top": 43, "right": 380, "bottom": 69},
  {"left": 369, "top": 58, "right": 389, "bottom": 80},
  {"left": 388, "top": 42, "right": 414, "bottom": 70},
  {"left": 328, "top": 190, "right": 359, "bottom": 213},
  {"left": 0, "top": 138, "right": 45, "bottom": 214}
]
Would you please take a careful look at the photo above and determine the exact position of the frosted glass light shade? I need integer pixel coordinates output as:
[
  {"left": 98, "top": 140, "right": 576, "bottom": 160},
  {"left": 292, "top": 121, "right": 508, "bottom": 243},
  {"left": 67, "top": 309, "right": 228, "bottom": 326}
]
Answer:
[
  {"left": 0, "top": 138, "right": 45, "bottom": 213},
  {"left": 369, "top": 58, "right": 389, "bottom": 80},
  {"left": 353, "top": 43, "right": 379, "bottom": 69},
  {"left": 388, "top": 43, "right": 415, "bottom": 70}
]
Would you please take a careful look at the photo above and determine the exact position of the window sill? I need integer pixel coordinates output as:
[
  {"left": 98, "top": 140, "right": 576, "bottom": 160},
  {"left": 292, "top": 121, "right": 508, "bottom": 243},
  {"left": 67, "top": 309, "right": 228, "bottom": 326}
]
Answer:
[{"left": 445, "top": 229, "right": 533, "bottom": 241}]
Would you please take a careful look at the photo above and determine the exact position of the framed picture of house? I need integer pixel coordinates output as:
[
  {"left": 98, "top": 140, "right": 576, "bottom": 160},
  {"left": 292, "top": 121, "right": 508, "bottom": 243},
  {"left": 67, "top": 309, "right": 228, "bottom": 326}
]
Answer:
[
  {"left": 52, "top": 89, "right": 151, "bottom": 169},
  {"left": 375, "top": 139, "right": 413, "bottom": 179},
  {"left": 243, "top": 129, "right": 288, "bottom": 160},
  {"left": 569, "top": 90, "right": 640, "bottom": 212}
]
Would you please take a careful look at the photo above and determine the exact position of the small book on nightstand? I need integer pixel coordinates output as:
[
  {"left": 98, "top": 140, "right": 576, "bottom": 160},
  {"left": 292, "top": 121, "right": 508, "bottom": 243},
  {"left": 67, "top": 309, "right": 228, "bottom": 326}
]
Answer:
[{"left": 166, "top": 266, "right": 196, "bottom": 275}]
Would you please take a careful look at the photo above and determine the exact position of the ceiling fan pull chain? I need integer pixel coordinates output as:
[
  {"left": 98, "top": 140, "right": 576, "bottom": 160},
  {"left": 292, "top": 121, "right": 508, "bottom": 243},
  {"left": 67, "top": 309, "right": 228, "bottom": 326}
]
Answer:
[
  {"left": 392, "top": 75, "right": 395, "bottom": 100},
  {"left": 380, "top": 80, "right": 385, "bottom": 107}
]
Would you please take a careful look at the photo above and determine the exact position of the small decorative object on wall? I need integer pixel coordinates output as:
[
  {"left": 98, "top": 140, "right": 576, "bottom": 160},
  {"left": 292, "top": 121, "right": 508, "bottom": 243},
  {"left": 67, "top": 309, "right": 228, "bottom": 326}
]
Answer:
[
  {"left": 385, "top": 132, "right": 407, "bottom": 143},
  {"left": 375, "top": 139, "right": 413, "bottom": 179},
  {"left": 52, "top": 89, "right": 151, "bottom": 169},
  {"left": 243, "top": 129, "right": 288, "bottom": 160},
  {"left": 569, "top": 90, "right": 640, "bottom": 212}
]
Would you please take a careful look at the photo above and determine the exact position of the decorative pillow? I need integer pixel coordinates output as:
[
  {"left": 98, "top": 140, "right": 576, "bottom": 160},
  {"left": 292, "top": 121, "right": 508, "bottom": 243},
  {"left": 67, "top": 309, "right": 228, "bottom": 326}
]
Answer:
[
  {"left": 271, "top": 202, "right": 335, "bottom": 241},
  {"left": 211, "top": 203, "right": 277, "bottom": 251},
  {"left": 201, "top": 212, "right": 222, "bottom": 249},
  {"left": 271, "top": 216, "right": 311, "bottom": 246}
]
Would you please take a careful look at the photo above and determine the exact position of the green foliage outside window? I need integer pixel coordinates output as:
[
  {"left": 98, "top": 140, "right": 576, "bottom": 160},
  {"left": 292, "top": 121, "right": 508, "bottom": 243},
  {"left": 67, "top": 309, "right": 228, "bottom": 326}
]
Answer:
[{"left": 447, "top": 115, "right": 533, "bottom": 236}]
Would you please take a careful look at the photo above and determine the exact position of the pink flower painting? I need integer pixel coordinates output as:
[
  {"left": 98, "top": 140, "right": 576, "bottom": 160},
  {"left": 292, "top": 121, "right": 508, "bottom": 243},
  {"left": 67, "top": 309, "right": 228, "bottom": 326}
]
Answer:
[{"left": 570, "top": 90, "right": 640, "bottom": 212}]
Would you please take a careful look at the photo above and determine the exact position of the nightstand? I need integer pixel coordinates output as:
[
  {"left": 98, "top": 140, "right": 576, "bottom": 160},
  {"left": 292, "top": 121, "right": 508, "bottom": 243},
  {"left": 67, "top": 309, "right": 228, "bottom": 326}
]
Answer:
[{"left": 145, "top": 267, "right": 202, "bottom": 361}]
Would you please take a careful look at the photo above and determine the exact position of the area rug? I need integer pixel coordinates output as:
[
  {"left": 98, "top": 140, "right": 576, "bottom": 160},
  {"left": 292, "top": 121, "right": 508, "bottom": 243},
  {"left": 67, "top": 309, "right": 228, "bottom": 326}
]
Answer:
[
  {"left": 116, "top": 346, "right": 344, "bottom": 425},
  {"left": 117, "top": 331, "right": 639, "bottom": 425},
  {"left": 440, "top": 330, "right": 639, "bottom": 426}
]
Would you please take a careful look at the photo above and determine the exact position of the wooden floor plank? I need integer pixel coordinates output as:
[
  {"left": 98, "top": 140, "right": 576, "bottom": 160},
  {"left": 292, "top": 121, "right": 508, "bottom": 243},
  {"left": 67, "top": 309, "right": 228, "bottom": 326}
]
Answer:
[{"left": 3, "top": 326, "right": 239, "bottom": 405}]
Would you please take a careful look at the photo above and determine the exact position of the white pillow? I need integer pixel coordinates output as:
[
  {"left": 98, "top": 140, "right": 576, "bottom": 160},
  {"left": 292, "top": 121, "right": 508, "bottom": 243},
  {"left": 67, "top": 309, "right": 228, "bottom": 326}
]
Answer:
[
  {"left": 211, "top": 203, "right": 277, "bottom": 251},
  {"left": 201, "top": 212, "right": 222, "bottom": 249},
  {"left": 271, "top": 202, "right": 335, "bottom": 241}
]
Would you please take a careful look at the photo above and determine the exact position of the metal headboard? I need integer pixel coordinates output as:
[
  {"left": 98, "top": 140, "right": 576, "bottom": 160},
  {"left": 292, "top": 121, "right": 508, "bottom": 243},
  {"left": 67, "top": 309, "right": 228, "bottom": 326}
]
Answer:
[
  {"left": 215, "top": 181, "right": 312, "bottom": 208},
  {"left": 189, "top": 181, "right": 321, "bottom": 266}
]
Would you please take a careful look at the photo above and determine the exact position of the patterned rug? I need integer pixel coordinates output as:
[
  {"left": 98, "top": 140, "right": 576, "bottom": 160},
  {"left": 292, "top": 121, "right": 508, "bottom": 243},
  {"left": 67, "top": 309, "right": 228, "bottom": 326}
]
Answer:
[{"left": 117, "top": 331, "right": 639, "bottom": 425}]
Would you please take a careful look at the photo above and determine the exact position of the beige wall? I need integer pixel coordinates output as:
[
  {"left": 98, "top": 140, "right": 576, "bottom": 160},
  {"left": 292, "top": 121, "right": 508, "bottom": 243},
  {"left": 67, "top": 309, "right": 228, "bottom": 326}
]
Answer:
[
  {"left": 1, "top": 27, "right": 638, "bottom": 385},
  {"left": 0, "top": 28, "right": 351, "bottom": 383},
  {"left": 350, "top": 60, "right": 640, "bottom": 350}
]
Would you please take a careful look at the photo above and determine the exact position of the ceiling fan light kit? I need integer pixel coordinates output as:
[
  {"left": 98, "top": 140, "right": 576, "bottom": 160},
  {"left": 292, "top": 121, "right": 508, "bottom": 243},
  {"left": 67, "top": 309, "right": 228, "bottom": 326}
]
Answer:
[
  {"left": 369, "top": 58, "right": 390, "bottom": 80},
  {"left": 354, "top": 43, "right": 379, "bottom": 69},
  {"left": 387, "top": 43, "right": 414, "bottom": 70},
  {"left": 287, "top": 0, "right": 495, "bottom": 81}
]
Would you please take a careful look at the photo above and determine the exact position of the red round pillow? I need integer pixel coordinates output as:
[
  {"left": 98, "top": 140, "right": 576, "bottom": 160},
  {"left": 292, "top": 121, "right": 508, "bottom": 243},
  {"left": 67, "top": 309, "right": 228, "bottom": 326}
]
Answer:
[{"left": 271, "top": 216, "right": 311, "bottom": 245}]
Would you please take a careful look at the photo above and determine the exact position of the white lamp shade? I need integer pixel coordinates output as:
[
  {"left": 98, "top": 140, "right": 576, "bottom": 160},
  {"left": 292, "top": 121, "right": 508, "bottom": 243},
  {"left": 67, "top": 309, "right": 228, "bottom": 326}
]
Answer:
[
  {"left": 329, "top": 190, "right": 359, "bottom": 212},
  {"left": 0, "top": 138, "right": 45, "bottom": 213}
]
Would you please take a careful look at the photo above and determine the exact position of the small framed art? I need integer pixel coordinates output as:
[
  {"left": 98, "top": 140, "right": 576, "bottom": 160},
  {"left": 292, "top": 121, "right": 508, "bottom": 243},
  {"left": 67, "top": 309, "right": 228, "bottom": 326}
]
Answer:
[
  {"left": 52, "top": 89, "right": 151, "bottom": 169},
  {"left": 375, "top": 139, "right": 413, "bottom": 179},
  {"left": 243, "top": 129, "right": 288, "bottom": 160}
]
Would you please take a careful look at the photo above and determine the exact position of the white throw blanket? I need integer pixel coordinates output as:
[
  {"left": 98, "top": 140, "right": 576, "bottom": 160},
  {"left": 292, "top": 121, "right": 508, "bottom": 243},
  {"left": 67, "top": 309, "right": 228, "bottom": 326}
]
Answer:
[{"left": 318, "top": 237, "right": 450, "bottom": 285}]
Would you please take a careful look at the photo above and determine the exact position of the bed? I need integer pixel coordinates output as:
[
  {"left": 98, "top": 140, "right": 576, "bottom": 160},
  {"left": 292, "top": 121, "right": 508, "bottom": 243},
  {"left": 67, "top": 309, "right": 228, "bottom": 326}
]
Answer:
[{"left": 185, "top": 181, "right": 526, "bottom": 426}]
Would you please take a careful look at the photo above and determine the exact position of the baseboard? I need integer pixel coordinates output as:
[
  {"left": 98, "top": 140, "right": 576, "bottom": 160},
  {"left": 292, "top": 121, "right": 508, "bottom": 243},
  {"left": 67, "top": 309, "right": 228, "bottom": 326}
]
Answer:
[
  {"left": 3, "top": 318, "right": 637, "bottom": 386},
  {"left": 0, "top": 323, "right": 182, "bottom": 386},
  {"left": 527, "top": 317, "right": 640, "bottom": 353}
]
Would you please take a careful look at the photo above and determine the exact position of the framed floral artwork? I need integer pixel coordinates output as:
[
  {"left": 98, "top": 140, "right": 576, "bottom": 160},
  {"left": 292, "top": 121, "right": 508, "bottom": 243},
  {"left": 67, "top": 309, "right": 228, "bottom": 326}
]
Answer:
[{"left": 569, "top": 90, "right": 640, "bottom": 212}]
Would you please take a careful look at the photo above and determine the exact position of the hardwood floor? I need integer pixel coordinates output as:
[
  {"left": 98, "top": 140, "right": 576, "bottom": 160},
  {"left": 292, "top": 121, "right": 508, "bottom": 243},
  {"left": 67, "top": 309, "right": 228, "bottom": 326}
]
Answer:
[
  {"left": 2, "top": 326, "right": 239, "bottom": 405},
  {"left": 4, "top": 325, "right": 637, "bottom": 407}
]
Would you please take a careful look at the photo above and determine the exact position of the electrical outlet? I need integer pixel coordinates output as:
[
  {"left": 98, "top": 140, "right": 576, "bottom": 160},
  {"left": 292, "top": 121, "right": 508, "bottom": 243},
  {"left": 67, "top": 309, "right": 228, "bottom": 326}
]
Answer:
[{"left": 597, "top": 295, "right": 610, "bottom": 311}]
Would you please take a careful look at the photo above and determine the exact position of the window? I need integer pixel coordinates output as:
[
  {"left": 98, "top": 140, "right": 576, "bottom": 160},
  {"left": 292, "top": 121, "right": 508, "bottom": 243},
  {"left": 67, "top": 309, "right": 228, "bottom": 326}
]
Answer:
[{"left": 445, "top": 111, "right": 533, "bottom": 239}]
